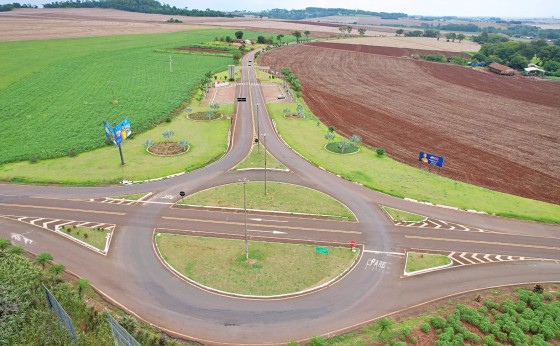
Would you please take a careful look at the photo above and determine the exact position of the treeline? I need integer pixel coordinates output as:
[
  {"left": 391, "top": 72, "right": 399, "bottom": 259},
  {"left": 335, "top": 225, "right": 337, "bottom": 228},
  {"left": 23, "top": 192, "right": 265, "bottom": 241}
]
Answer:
[
  {"left": 485, "top": 25, "right": 560, "bottom": 40},
  {"left": 256, "top": 7, "right": 406, "bottom": 20},
  {"left": 43, "top": 0, "right": 228, "bottom": 17},
  {"left": 0, "top": 2, "right": 37, "bottom": 12}
]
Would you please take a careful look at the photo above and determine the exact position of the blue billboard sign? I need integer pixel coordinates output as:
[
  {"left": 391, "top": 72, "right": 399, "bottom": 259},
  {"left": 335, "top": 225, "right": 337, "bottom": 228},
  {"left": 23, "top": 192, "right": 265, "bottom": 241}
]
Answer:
[
  {"left": 103, "top": 121, "right": 116, "bottom": 145},
  {"left": 103, "top": 118, "right": 131, "bottom": 146},
  {"left": 114, "top": 118, "right": 131, "bottom": 145},
  {"left": 419, "top": 152, "right": 444, "bottom": 167}
]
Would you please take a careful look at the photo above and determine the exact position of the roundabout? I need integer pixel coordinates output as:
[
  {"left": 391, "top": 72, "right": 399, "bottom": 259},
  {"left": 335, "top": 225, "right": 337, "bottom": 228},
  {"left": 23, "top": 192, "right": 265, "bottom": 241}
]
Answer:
[{"left": 1, "top": 49, "right": 559, "bottom": 345}]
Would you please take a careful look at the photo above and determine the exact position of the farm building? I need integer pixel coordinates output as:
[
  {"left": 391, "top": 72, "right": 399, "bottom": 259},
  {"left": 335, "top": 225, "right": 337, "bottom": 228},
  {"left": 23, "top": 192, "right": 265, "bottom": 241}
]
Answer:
[
  {"left": 488, "top": 63, "right": 515, "bottom": 76},
  {"left": 524, "top": 65, "right": 545, "bottom": 76}
]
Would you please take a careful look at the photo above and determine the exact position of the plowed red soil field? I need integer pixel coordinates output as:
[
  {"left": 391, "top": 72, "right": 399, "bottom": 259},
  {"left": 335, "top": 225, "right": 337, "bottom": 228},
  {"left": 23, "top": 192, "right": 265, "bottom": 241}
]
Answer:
[{"left": 260, "top": 44, "right": 560, "bottom": 204}]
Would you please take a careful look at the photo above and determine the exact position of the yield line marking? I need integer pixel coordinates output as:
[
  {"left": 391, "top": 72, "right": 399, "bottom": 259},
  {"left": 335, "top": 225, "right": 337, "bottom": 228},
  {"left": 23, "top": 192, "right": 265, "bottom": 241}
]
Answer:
[
  {"left": 405, "top": 235, "right": 560, "bottom": 251},
  {"left": 0, "top": 203, "right": 126, "bottom": 215},
  {"left": 363, "top": 250, "right": 404, "bottom": 256},
  {"left": 163, "top": 216, "right": 360, "bottom": 234}
]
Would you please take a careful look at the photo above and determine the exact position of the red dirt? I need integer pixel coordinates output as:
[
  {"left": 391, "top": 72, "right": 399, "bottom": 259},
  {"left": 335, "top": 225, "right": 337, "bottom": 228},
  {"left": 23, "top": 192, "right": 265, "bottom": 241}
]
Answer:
[
  {"left": 308, "top": 41, "right": 470, "bottom": 58},
  {"left": 260, "top": 45, "right": 560, "bottom": 204},
  {"left": 147, "top": 142, "right": 187, "bottom": 156}
]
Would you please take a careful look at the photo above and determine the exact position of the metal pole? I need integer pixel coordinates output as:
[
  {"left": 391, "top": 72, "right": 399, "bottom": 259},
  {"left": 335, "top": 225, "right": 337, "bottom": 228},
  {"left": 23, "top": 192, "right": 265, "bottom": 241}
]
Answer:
[
  {"left": 263, "top": 133, "right": 267, "bottom": 195},
  {"left": 117, "top": 143, "right": 125, "bottom": 165},
  {"left": 256, "top": 104, "right": 260, "bottom": 153},
  {"left": 243, "top": 179, "right": 248, "bottom": 260}
]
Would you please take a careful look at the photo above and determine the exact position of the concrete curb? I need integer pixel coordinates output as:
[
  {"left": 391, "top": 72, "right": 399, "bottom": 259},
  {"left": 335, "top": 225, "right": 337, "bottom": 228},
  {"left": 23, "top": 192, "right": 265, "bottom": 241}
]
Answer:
[{"left": 402, "top": 251, "right": 453, "bottom": 276}]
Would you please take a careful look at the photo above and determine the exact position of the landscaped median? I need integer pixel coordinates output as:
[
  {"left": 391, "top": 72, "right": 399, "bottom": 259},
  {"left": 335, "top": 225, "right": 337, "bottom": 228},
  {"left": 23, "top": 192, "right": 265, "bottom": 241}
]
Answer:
[
  {"left": 154, "top": 233, "right": 359, "bottom": 296},
  {"left": 404, "top": 252, "right": 452, "bottom": 276},
  {"left": 382, "top": 206, "right": 426, "bottom": 223},
  {"left": 176, "top": 181, "right": 355, "bottom": 220},
  {"left": 56, "top": 225, "right": 112, "bottom": 255},
  {"left": 266, "top": 102, "right": 560, "bottom": 224},
  {"left": 234, "top": 144, "right": 287, "bottom": 170}
]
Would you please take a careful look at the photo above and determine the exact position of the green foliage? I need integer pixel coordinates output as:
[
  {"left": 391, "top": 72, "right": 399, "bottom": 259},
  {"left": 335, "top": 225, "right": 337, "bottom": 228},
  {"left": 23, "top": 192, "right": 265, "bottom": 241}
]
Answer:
[
  {"left": 377, "top": 318, "right": 393, "bottom": 340},
  {"left": 162, "top": 129, "right": 175, "bottom": 141},
  {"left": 430, "top": 316, "right": 447, "bottom": 329},
  {"left": 309, "top": 336, "right": 326, "bottom": 346},
  {"left": 0, "top": 30, "right": 233, "bottom": 165},
  {"left": 376, "top": 147, "right": 385, "bottom": 156},
  {"left": 420, "top": 322, "right": 430, "bottom": 333},
  {"left": 235, "top": 31, "right": 244, "bottom": 39},
  {"left": 423, "top": 54, "right": 447, "bottom": 62},
  {"left": 0, "top": 238, "right": 9, "bottom": 252},
  {"left": 36, "top": 252, "right": 54, "bottom": 269},
  {"left": 281, "top": 68, "right": 302, "bottom": 91}
]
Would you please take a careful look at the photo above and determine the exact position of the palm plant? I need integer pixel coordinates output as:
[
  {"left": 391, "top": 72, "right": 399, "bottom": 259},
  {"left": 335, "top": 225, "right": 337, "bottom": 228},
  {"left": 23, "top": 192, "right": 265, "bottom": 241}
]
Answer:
[
  {"left": 338, "top": 141, "right": 350, "bottom": 154},
  {"left": 36, "top": 252, "right": 53, "bottom": 270}
]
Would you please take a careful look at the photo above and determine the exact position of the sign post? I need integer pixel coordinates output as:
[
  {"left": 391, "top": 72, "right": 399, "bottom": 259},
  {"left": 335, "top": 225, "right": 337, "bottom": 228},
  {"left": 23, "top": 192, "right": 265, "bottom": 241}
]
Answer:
[
  {"left": 349, "top": 240, "right": 356, "bottom": 252},
  {"left": 103, "top": 118, "right": 132, "bottom": 166},
  {"left": 179, "top": 191, "right": 185, "bottom": 204}
]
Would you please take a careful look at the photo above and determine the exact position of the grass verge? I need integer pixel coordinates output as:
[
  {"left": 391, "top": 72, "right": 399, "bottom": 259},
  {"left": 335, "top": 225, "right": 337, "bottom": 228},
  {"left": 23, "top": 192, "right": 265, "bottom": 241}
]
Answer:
[
  {"left": 155, "top": 234, "right": 358, "bottom": 295},
  {"left": 405, "top": 252, "right": 451, "bottom": 273},
  {"left": 267, "top": 102, "right": 560, "bottom": 223},
  {"left": 234, "top": 144, "right": 286, "bottom": 170},
  {"left": 383, "top": 206, "right": 426, "bottom": 222},
  {"left": 110, "top": 193, "right": 148, "bottom": 201},
  {"left": 178, "top": 181, "right": 355, "bottom": 220},
  {"left": 59, "top": 226, "right": 109, "bottom": 251}
]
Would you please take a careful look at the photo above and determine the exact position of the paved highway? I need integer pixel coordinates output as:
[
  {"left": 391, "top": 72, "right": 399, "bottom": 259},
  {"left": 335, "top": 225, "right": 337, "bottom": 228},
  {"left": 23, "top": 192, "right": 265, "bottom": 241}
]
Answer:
[{"left": 1, "top": 50, "right": 559, "bottom": 345}]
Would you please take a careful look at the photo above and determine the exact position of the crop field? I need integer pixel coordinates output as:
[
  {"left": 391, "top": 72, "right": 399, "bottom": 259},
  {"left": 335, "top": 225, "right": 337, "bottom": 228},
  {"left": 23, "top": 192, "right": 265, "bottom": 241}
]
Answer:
[
  {"left": 324, "top": 36, "right": 480, "bottom": 53},
  {"left": 260, "top": 44, "right": 560, "bottom": 205},
  {"left": 0, "top": 29, "right": 278, "bottom": 166}
]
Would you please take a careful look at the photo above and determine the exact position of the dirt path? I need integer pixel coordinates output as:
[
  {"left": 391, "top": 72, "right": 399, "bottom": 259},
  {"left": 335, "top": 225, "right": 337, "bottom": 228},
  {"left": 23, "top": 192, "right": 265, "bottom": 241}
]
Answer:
[{"left": 260, "top": 44, "right": 560, "bottom": 204}]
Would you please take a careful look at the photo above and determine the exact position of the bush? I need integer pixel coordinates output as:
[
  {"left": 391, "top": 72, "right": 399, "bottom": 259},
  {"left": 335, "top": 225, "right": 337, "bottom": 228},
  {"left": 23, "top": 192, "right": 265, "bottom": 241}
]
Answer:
[
  {"left": 309, "top": 336, "right": 326, "bottom": 346},
  {"left": 29, "top": 156, "right": 39, "bottom": 163},
  {"left": 423, "top": 54, "right": 446, "bottom": 62},
  {"left": 430, "top": 316, "right": 447, "bottom": 329},
  {"left": 543, "top": 292, "right": 553, "bottom": 301},
  {"left": 68, "top": 148, "right": 77, "bottom": 157},
  {"left": 533, "top": 284, "right": 544, "bottom": 294},
  {"left": 409, "top": 336, "right": 417, "bottom": 344},
  {"left": 376, "top": 147, "right": 385, "bottom": 156},
  {"left": 420, "top": 323, "right": 430, "bottom": 333}
]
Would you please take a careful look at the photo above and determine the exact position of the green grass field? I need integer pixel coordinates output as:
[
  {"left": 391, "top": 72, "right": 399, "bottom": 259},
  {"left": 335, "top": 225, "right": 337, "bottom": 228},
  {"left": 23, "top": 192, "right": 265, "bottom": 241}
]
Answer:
[
  {"left": 234, "top": 144, "right": 286, "bottom": 170},
  {"left": 405, "top": 252, "right": 451, "bottom": 273},
  {"left": 0, "top": 109, "right": 230, "bottom": 184},
  {"left": 110, "top": 193, "right": 148, "bottom": 200},
  {"left": 178, "top": 181, "right": 355, "bottom": 219},
  {"left": 382, "top": 206, "right": 426, "bottom": 222},
  {"left": 155, "top": 234, "right": 357, "bottom": 295},
  {"left": 0, "top": 29, "right": 291, "bottom": 165},
  {"left": 267, "top": 102, "right": 560, "bottom": 223}
]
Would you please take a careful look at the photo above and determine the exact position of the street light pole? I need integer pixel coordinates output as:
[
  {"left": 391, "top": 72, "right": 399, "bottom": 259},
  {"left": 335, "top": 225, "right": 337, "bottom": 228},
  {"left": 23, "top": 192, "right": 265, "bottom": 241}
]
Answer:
[
  {"left": 256, "top": 104, "right": 260, "bottom": 153},
  {"left": 262, "top": 133, "right": 268, "bottom": 195},
  {"left": 239, "top": 178, "right": 249, "bottom": 260}
]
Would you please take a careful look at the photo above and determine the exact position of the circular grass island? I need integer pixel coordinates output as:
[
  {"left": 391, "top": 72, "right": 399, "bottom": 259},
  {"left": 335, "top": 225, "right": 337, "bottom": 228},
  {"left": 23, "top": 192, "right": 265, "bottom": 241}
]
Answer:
[
  {"left": 155, "top": 234, "right": 359, "bottom": 296},
  {"left": 325, "top": 141, "right": 359, "bottom": 154},
  {"left": 147, "top": 142, "right": 189, "bottom": 156}
]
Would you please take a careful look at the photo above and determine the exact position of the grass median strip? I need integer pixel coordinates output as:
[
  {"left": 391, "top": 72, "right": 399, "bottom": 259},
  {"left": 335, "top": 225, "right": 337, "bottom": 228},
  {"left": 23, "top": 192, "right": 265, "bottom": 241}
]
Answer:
[
  {"left": 405, "top": 252, "right": 451, "bottom": 273},
  {"left": 110, "top": 193, "right": 148, "bottom": 201},
  {"left": 267, "top": 102, "right": 560, "bottom": 223},
  {"left": 155, "top": 234, "right": 358, "bottom": 295},
  {"left": 383, "top": 206, "right": 426, "bottom": 223},
  {"left": 59, "top": 225, "right": 109, "bottom": 251},
  {"left": 177, "top": 181, "right": 355, "bottom": 220},
  {"left": 234, "top": 144, "right": 286, "bottom": 170}
]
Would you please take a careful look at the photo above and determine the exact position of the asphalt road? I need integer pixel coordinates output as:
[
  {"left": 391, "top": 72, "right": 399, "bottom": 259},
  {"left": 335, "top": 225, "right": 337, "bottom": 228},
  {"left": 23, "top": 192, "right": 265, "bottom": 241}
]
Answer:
[{"left": 1, "top": 50, "right": 559, "bottom": 345}]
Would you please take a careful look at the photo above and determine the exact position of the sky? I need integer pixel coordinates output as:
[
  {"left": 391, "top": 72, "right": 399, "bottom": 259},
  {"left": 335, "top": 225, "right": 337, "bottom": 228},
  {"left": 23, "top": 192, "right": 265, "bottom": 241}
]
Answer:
[{"left": 3, "top": 0, "right": 559, "bottom": 18}]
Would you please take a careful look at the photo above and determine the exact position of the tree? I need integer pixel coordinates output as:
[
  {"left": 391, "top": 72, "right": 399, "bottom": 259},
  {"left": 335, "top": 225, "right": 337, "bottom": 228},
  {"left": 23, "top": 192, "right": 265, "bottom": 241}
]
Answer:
[
  {"left": 276, "top": 34, "right": 284, "bottom": 44},
  {"left": 234, "top": 31, "right": 243, "bottom": 40},
  {"left": 346, "top": 26, "right": 353, "bottom": 35},
  {"left": 358, "top": 28, "right": 366, "bottom": 36},
  {"left": 257, "top": 35, "right": 265, "bottom": 44},
  {"left": 396, "top": 29, "right": 404, "bottom": 36},
  {"left": 325, "top": 132, "right": 335, "bottom": 142},
  {"left": 304, "top": 30, "right": 311, "bottom": 41},
  {"left": 49, "top": 263, "right": 65, "bottom": 279},
  {"left": 328, "top": 126, "right": 335, "bottom": 133},
  {"left": 76, "top": 278, "right": 90, "bottom": 298},
  {"left": 296, "top": 104, "right": 304, "bottom": 117},
  {"left": 339, "top": 26, "right": 347, "bottom": 36},
  {"left": 225, "top": 35, "right": 232, "bottom": 44},
  {"left": 0, "top": 238, "right": 9, "bottom": 252},
  {"left": 162, "top": 129, "right": 174, "bottom": 141},
  {"left": 457, "top": 33, "right": 465, "bottom": 42},
  {"left": 445, "top": 32, "right": 457, "bottom": 42},
  {"left": 36, "top": 252, "right": 53, "bottom": 270},
  {"left": 377, "top": 318, "right": 393, "bottom": 339},
  {"left": 350, "top": 134, "right": 361, "bottom": 145},
  {"left": 510, "top": 54, "right": 529, "bottom": 69},
  {"left": 338, "top": 141, "right": 349, "bottom": 154},
  {"left": 292, "top": 30, "right": 302, "bottom": 43},
  {"left": 376, "top": 147, "right": 385, "bottom": 156}
]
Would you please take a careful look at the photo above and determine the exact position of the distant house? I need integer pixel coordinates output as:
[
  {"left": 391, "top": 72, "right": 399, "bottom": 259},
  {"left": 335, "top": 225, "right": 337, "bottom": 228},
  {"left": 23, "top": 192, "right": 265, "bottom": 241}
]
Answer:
[
  {"left": 488, "top": 63, "right": 515, "bottom": 76},
  {"left": 524, "top": 66, "right": 545, "bottom": 75}
]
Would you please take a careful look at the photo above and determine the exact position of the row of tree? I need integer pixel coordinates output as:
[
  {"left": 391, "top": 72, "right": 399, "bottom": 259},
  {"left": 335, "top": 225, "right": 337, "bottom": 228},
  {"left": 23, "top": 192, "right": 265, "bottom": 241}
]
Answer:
[
  {"left": 254, "top": 7, "right": 406, "bottom": 20},
  {"left": 338, "top": 26, "right": 367, "bottom": 37},
  {"left": 0, "top": 2, "right": 37, "bottom": 11},
  {"left": 43, "top": 0, "right": 228, "bottom": 17},
  {"left": 474, "top": 40, "right": 560, "bottom": 73}
]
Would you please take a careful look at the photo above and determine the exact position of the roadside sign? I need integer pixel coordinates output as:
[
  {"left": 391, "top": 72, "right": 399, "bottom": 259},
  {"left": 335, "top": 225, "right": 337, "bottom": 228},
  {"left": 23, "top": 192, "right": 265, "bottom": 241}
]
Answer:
[
  {"left": 315, "top": 247, "right": 329, "bottom": 255},
  {"left": 349, "top": 241, "right": 356, "bottom": 247},
  {"left": 179, "top": 191, "right": 185, "bottom": 197},
  {"left": 418, "top": 152, "right": 444, "bottom": 167}
]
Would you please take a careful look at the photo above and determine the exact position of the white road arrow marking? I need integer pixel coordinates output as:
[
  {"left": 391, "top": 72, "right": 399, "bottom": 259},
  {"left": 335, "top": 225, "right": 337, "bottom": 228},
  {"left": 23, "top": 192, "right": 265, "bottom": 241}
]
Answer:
[
  {"left": 484, "top": 254, "right": 492, "bottom": 261},
  {"left": 248, "top": 218, "right": 288, "bottom": 223},
  {"left": 460, "top": 252, "right": 476, "bottom": 264}
]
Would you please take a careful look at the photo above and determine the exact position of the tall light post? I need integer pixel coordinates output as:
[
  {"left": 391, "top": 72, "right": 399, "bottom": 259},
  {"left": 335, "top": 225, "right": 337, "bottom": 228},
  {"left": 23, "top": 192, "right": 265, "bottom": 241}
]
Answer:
[
  {"left": 262, "top": 133, "right": 267, "bottom": 195},
  {"left": 239, "top": 178, "right": 249, "bottom": 260},
  {"left": 256, "top": 104, "right": 260, "bottom": 153}
]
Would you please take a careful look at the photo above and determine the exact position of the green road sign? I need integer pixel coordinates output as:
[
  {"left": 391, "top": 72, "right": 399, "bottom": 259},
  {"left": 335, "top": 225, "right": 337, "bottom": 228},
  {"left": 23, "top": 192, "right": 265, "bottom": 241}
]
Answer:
[{"left": 315, "top": 247, "right": 329, "bottom": 255}]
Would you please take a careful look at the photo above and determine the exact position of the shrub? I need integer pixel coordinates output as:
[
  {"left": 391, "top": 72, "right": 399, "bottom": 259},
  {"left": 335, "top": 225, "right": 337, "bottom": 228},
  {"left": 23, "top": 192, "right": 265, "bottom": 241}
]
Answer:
[
  {"left": 420, "top": 323, "right": 430, "bottom": 333},
  {"left": 409, "top": 336, "right": 417, "bottom": 344},
  {"left": 533, "top": 284, "right": 544, "bottom": 294},
  {"left": 430, "top": 316, "right": 447, "bottom": 329},
  {"left": 29, "top": 156, "right": 39, "bottom": 163},
  {"left": 376, "top": 147, "right": 385, "bottom": 156},
  {"left": 543, "top": 292, "right": 553, "bottom": 301},
  {"left": 68, "top": 148, "right": 77, "bottom": 157},
  {"left": 309, "top": 336, "right": 326, "bottom": 346},
  {"left": 423, "top": 54, "right": 446, "bottom": 62}
]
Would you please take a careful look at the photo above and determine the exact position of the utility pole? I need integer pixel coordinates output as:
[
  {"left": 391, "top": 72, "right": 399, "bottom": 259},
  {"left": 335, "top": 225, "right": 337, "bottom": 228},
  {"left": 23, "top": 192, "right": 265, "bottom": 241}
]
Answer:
[
  {"left": 256, "top": 104, "right": 260, "bottom": 153},
  {"left": 262, "top": 133, "right": 267, "bottom": 195},
  {"left": 239, "top": 178, "right": 249, "bottom": 260}
]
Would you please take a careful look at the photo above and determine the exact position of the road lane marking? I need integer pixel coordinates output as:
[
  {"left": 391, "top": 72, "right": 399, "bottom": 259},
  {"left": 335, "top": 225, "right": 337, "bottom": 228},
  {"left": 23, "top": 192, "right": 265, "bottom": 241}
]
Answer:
[
  {"left": 163, "top": 216, "right": 360, "bottom": 234},
  {"left": 0, "top": 203, "right": 126, "bottom": 215},
  {"left": 248, "top": 229, "right": 287, "bottom": 235},
  {"left": 363, "top": 250, "right": 404, "bottom": 256},
  {"left": 405, "top": 235, "right": 560, "bottom": 251},
  {"left": 249, "top": 218, "right": 288, "bottom": 223}
]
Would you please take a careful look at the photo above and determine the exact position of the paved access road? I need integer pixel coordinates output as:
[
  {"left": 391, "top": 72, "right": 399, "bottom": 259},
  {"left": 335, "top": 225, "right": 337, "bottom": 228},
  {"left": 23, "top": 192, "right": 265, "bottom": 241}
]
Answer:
[{"left": 1, "top": 50, "right": 559, "bottom": 345}]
